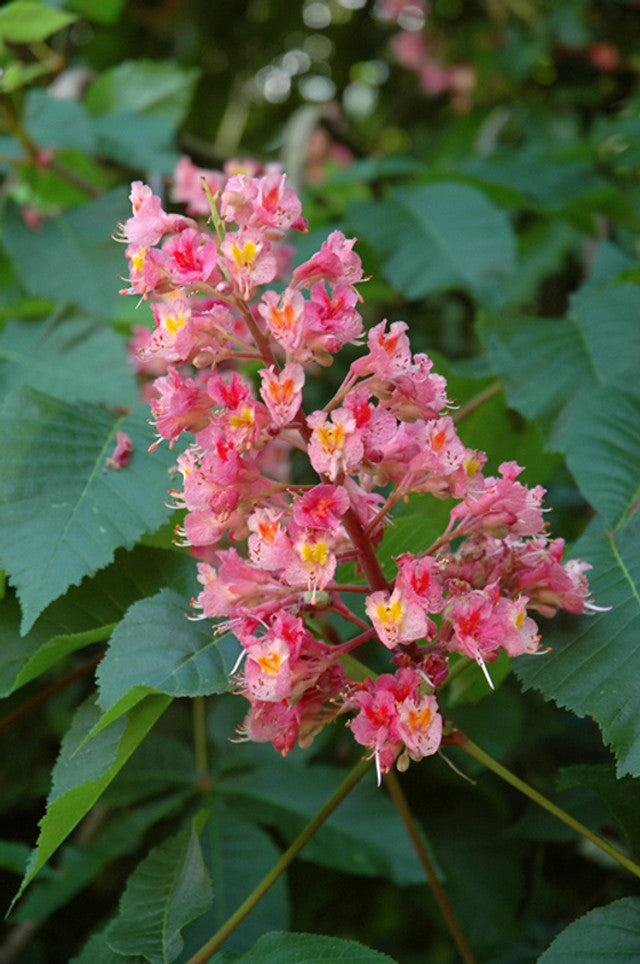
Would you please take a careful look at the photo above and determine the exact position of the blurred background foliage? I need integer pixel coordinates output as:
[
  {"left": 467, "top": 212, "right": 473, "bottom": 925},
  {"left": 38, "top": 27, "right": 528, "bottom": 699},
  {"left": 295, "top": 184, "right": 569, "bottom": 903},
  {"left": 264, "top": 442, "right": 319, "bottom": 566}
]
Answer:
[{"left": 2, "top": 1, "right": 640, "bottom": 962}]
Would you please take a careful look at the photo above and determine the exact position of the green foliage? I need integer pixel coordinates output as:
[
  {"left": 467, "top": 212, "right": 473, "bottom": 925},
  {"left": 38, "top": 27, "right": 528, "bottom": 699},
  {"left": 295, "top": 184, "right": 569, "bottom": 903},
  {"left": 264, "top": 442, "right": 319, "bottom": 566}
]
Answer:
[
  {"left": 211, "top": 931, "right": 399, "bottom": 963},
  {"left": 516, "top": 513, "right": 640, "bottom": 777},
  {"left": 0, "top": 2, "right": 76, "bottom": 44},
  {"left": 349, "top": 181, "right": 517, "bottom": 305},
  {"left": 14, "top": 694, "right": 171, "bottom": 903},
  {"left": 105, "top": 819, "right": 213, "bottom": 963},
  {"left": 2, "top": 190, "right": 129, "bottom": 318},
  {"left": 0, "top": 388, "right": 177, "bottom": 633},
  {"left": 94, "top": 590, "right": 237, "bottom": 728},
  {"left": 537, "top": 898, "right": 640, "bottom": 962}
]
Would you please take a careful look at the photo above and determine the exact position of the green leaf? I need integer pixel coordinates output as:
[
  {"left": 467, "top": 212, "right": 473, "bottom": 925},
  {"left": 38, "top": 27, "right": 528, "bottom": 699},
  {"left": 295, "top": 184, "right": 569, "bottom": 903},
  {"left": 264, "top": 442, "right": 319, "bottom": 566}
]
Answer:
[
  {"left": 375, "top": 503, "right": 452, "bottom": 575},
  {"left": 25, "top": 89, "right": 96, "bottom": 154},
  {"left": 181, "top": 800, "right": 289, "bottom": 956},
  {"left": 103, "top": 734, "right": 196, "bottom": 806},
  {"left": 560, "top": 382, "right": 640, "bottom": 529},
  {"left": 13, "top": 694, "right": 171, "bottom": 902},
  {"left": 94, "top": 589, "right": 236, "bottom": 727},
  {"left": 71, "top": 928, "right": 144, "bottom": 964},
  {"left": 0, "top": 840, "right": 34, "bottom": 876},
  {"left": 0, "top": 388, "right": 178, "bottom": 634},
  {"left": 477, "top": 313, "right": 596, "bottom": 436},
  {"left": 1, "top": 187, "right": 129, "bottom": 320},
  {"left": 105, "top": 819, "right": 213, "bottom": 964},
  {"left": 0, "top": 60, "right": 51, "bottom": 92},
  {"left": 15, "top": 794, "right": 189, "bottom": 923},
  {"left": 0, "top": 546, "right": 195, "bottom": 697},
  {"left": 212, "top": 931, "right": 398, "bottom": 963},
  {"left": 91, "top": 113, "right": 180, "bottom": 176},
  {"left": 219, "top": 758, "right": 425, "bottom": 885},
  {"left": 85, "top": 59, "right": 200, "bottom": 127},
  {"left": 0, "top": 1, "right": 76, "bottom": 42},
  {"left": 0, "top": 315, "right": 137, "bottom": 408},
  {"left": 66, "top": 0, "right": 127, "bottom": 25},
  {"left": 348, "top": 181, "right": 516, "bottom": 304},
  {"left": 558, "top": 763, "right": 640, "bottom": 860},
  {"left": 516, "top": 512, "right": 640, "bottom": 777},
  {"left": 479, "top": 282, "right": 640, "bottom": 439},
  {"left": 538, "top": 897, "right": 640, "bottom": 962},
  {"left": 478, "top": 281, "right": 640, "bottom": 523}
]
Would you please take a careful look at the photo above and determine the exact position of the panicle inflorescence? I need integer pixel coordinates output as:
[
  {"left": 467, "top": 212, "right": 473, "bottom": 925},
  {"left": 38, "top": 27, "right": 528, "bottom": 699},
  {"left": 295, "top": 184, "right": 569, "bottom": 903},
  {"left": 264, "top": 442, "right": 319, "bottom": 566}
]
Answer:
[{"left": 117, "top": 155, "right": 595, "bottom": 782}]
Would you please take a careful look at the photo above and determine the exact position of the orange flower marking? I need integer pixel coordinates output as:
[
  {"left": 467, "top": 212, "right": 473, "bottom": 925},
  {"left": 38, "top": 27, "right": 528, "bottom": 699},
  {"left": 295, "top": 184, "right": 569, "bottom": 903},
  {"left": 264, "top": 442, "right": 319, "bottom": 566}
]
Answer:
[
  {"left": 256, "top": 650, "right": 284, "bottom": 676},
  {"left": 431, "top": 429, "right": 446, "bottom": 454},
  {"left": 258, "top": 519, "right": 279, "bottom": 544},
  {"left": 316, "top": 422, "right": 345, "bottom": 454},
  {"left": 406, "top": 704, "right": 433, "bottom": 730}
]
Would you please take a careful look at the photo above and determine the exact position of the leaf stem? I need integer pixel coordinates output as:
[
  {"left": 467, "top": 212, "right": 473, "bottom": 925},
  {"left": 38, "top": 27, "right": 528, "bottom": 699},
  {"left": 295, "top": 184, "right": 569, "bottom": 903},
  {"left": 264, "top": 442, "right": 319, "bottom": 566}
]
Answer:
[
  {"left": 452, "top": 381, "right": 502, "bottom": 424},
  {"left": 384, "top": 770, "right": 478, "bottom": 964},
  {"left": 0, "top": 652, "right": 104, "bottom": 736},
  {"left": 183, "top": 758, "right": 372, "bottom": 964},
  {"left": 454, "top": 732, "right": 640, "bottom": 880}
]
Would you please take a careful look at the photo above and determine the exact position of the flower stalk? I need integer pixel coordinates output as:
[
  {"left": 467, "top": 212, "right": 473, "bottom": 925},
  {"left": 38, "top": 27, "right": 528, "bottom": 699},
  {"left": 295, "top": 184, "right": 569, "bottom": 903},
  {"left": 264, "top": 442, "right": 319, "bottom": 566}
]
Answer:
[
  {"left": 184, "top": 758, "right": 371, "bottom": 964},
  {"left": 454, "top": 733, "right": 640, "bottom": 881}
]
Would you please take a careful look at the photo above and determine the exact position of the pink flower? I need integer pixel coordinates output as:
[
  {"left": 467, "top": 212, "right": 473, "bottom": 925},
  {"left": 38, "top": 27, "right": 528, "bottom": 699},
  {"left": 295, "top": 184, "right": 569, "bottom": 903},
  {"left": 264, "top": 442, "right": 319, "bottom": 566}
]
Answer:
[
  {"left": 451, "top": 461, "right": 546, "bottom": 537},
  {"left": 349, "top": 669, "right": 442, "bottom": 781},
  {"left": 395, "top": 554, "right": 444, "bottom": 613},
  {"left": 104, "top": 431, "right": 133, "bottom": 471},
  {"left": 304, "top": 282, "right": 363, "bottom": 353},
  {"left": 119, "top": 182, "right": 170, "bottom": 247},
  {"left": 252, "top": 172, "right": 308, "bottom": 235},
  {"left": 150, "top": 368, "right": 213, "bottom": 443},
  {"left": 293, "top": 231, "right": 363, "bottom": 288},
  {"left": 293, "top": 484, "right": 350, "bottom": 532},
  {"left": 163, "top": 228, "right": 219, "bottom": 287},
  {"left": 171, "top": 156, "right": 224, "bottom": 217},
  {"left": 259, "top": 363, "right": 305, "bottom": 426},
  {"left": 258, "top": 288, "right": 306, "bottom": 353},
  {"left": 366, "top": 586, "right": 430, "bottom": 649},
  {"left": 307, "top": 409, "right": 364, "bottom": 481},
  {"left": 221, "top": 228, "right": 277, "bottom": 298},
  {"left": 281, "top": 527, "right": 338, "bottom": 599},
  {"left": 248, "top": 507, "right": 292, "bottom": 571}
]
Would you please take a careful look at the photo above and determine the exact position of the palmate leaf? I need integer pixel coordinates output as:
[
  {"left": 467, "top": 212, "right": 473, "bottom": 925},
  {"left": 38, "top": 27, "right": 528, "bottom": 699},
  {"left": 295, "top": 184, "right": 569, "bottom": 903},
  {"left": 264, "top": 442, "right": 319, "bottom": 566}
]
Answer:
[
  {"left": 219, "top": 758, "right": 424, "bottom": 885},
  {"left": 212, "top": 932, "right": 398, "bottom": 963},
  {"left": 15, "top": 794, "right": 189, "bottom": 923},
  {"left": 0, "top": 315, "right": 137, "bottom": 409},
  {"left": 94, "top": 589, "right": 237, "bottom": 729},
  {"left": 0, "top": 1, "right": 76, "bottom": 42},
  {"left": 71, "top": 928, "right": 145, "bottom": 964},
  {"left": 558, "top": 763, "right": 640, "bottom": 860},
  {"left": 537, "top": 897, "right": 640, "bottom": 962},
  {"left": 348, "top": 181, "right": 516, "bottom": 305},
  {"left": 516, "top": 512, "right": 640, "bottom": 777},
  {"left": 13, "top": 694, "right": 171, "bottom": 903},
  {"left": 2, "top": 188, "right": 129, "bottom": 320},
  {"left": 0, "top": 545, "right": 195, "bottom": 697},
  {"left": 181, "top": 800, "right": 289, "bottom": 956},
  {"left": 560, "top": 383, "right": 640, "bottom": 530},
  {"left": 478, "top": 279, "right": 640, "bottom": 525},
  {"left": 85, "top": 59, "right": 200, "bottom": 127},
  {"left": 105, "top": 819, "right": 213, "bottom": 964},
  {"left": 0, "top": 387, "right": 178, "bottom": 634}
]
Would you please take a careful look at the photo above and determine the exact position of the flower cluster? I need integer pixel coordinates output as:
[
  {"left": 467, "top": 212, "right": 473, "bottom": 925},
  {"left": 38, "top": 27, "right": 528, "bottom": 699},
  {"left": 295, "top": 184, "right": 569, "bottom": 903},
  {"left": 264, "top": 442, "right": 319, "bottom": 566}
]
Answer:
[{"left": 117, "top": 155, "right": 594, "bottom": 783}]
